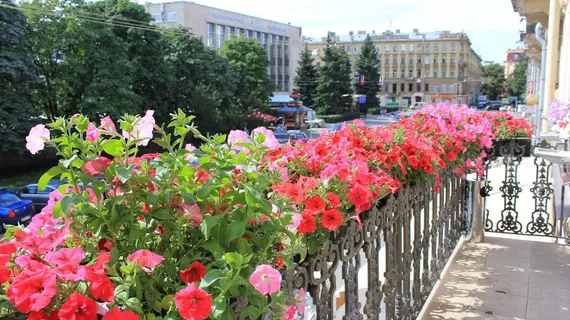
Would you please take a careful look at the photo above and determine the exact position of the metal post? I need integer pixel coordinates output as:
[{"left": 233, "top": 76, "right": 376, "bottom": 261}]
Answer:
[
  {"left": 535, "top": 23, "right": 547, "bottom": 134},
  {"left": 465, "top": 174, "right": 487, "bottom": 242},
  {"left": 560, "top": 185, "right": 565, "bottom": 239}
]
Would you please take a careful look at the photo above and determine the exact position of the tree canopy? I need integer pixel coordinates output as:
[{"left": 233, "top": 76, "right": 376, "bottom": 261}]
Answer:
[
  {"left": 355, "top": 35, "right": 380, "bottom": 112},
  {"left": 481, "top": 63, "right": 506, "bottom": 100},
  {"left": 506, "top": 56, "right": 529, "bottom": 98},
  {"left": 293, "top": 46, "right": 318, "bottom": 108}
]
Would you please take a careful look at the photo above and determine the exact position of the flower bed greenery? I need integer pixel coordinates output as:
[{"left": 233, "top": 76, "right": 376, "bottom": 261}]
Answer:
[{"left": 0, "top": 104, "right": 531, "bottom": 319}]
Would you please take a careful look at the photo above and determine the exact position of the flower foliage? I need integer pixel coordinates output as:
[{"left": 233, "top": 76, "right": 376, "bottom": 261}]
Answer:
[
  {"left": 549, "top": 99, "right": 570, "bottom": 138},
  {"left": 481, "top": 111, "right": 534, "bottom": 141},
  {"left": 0, "top": 104, "right": 530, "bottom": 319}
]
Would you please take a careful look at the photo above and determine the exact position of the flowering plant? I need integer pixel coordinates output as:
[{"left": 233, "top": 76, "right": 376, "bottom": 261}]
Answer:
[
  {"left": 549, "top": 100, "right": 570, "bottom": 138},
  {"left": 0, "top": 104, "right": 531, "bottom": 319},
  {"left": 482, "top": 112, "right": 534, "bottom": 141}
]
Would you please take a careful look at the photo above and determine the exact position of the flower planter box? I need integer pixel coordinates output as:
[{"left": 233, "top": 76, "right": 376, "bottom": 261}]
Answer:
[{"left": 487, "top": 137, "right": 532, "bottom": 159}]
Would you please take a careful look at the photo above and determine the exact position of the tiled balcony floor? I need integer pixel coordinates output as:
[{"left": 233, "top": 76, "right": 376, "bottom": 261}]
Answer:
[{"left": 422, "top": 235, "right": 570, "bottom": 319}]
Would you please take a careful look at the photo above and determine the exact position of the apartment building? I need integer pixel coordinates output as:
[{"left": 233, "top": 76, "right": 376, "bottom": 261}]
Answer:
[
  {"left": 144, "top": 1, "right": 302, "bottom": 98},
  {"left": 305, "top": 29, "right": 483, "bottom": 106}
]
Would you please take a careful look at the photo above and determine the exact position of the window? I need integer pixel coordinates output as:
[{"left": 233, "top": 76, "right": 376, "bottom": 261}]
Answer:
[
  {"left": 433, "top": 84, "right": 438, "bottom": 93},
  {"left": 408, "top": 69, "right": 413, "bottom": 77},
  {"left": 409, "top": 44, "right": 414, "bottom": 53},
  {"left": 451, "top": 43, "right": 456, "bottom": 51},
  {"left": 401, "top": 56, "right": 405, "bottom": 64},
  {"left": 434, "top": 55, "right": 438, "bottom": 64},
  {"left": 442, "top": 55, "right": 447, "bottom": 64},
  {"left": 400, "top": 70, "right": 405, "bottom": 78},
  {"left": 152, "top": 13, "right": 162, "bottom": 23},
  {"left": 354, "top": 46, "right": 358, "bottom": 52},
  {"left": 385, "top": 45, "right": 390, "bottom": 52},
  {"left": 441, "top": 84, "right": 447, "bottom": 93},
  {"left": 418, "top": 43, "right": 423, "bottom": 52},
  {"left": 416, "top": 83, "right": 421, "bottom": 92},
  {"left": 401, "top": 44, "right": 406, "bottom": 52},
  {"left": 424, "top": 83, "right": 429, "bottom": 92},
  {"left": 433, "top": 69, "right": 438, "bottom": 78},
  {"left": 379, "top": 45, "right": 383, "bottom": 51},
  {"left": 425, "top": 70, "right": 430, "bottom": 77},
  {"left": 400, "top": 83, "right": 405, "bottom": 92},
  {"left": 417, "top": 56, "right": 422, "bottom": 64},
  {"left": 459, "top": 56, "right": 464, "bottom": 64},
  {"left": 426, "top": 43, "right": 430, "bottom": 52},
  {"left": 206, "top": 23, "right": 215, "bottom": 47},
  {"left": 385, "top": 56, "right": 390, "bottom": 64},
  {"left": 451, "top": 56, "right": 456, "bottom": 64},
  {"left": 346, "top": 46, "right": 351, "bottom": 52},
  {"left": 460, "top": 43, "right": 464, "bottom": 51},
  {"left": 417, "top": 69, "right": 421, "bottom": 78},
  {"left": 450, "top": 69, "right": 455, "bottom": 77},
  {"left": 442, "top": 43, "right": 447, "bottom": 51},
  {"left": 434, "top": 43, "right": 439, "bottom": 51},
  {"left": 393, "top": 44, "right": 398, "bottom": 52},
  {"left": 384, "top": 71, "right": 389, "bottom": 79},
  {"left": 167, "top": 12, "right": 177, "bottom": 22},
  {"left": 216, "top": 25, "right": 225, "bottom": 49},
  {"left": 393, "top": 70, "right": 397, "bottom": 78},
  {"left": 408, "top": 83, "right": 413, "bottom": 92},
  {"left": 442, "top": 69, "right": 447, "bottom": 78},
  {"left": 450, "top": 84, "right": 455, "bottom": 93},
  {"left": 409, "top": 56, "right": 413, "bottom": 64},
  {"left": 425, "top": 55, "right": 430, "bottom": 64},
  {"left": 392, "top": 83, "right": 397, "bottom": 93},
  {"left": 393, "top": 55, "right": 397, "bottom": 64},
  {"left": 514, "top": 53, "right": 519, "bottom": 60}
]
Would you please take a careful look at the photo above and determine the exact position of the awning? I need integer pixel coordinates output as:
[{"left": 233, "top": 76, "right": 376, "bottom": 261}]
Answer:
[
  {"left": 251, "top": 111, "right": 277, "bottom": 122},
  {"left": 270, "top": 94, "right": 293, "bottom": 104},
  {"left": 278, "top": 106, "right": 313, "bottom": 112}
]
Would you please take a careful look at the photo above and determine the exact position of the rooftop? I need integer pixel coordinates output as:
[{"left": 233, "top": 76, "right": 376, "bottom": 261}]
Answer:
[{"left": 304, "top": 29, "right": 471, "bottom": 44}]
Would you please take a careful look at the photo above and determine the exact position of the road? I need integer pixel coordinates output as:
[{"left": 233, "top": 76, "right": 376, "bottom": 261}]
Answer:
[{"left": 305, "top": 115, "right": 394, "bottom": 140}]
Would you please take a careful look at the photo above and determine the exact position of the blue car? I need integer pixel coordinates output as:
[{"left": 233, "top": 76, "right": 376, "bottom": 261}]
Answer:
[{"left": 0, "top": 189, "right": 35, "bottom": 228}]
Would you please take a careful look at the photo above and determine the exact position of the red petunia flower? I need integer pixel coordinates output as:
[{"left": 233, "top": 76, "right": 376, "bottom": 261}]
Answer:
[
  {"left": 347, "top": 184, "right": 370, "bottom": 208},
  {"left": 8, "top": 270, "right": 57, "bottom": 313},
  {"left": 297, "top": 212, "right": 316, "bottom": 234},
  {"left": 87, "top": 271, "right": 114, "bottom": 302},
  {"left": 326, "top": 192, "right": 341, "bottom": 208},
  {"left": 102, "top": 307, "right": 139, "bottom": 320},
  {"left": 175, "top": 283, "right": 212, "bottom": 320},
  {"left": 194, "top": 170, "right": 209, "bottom": 183},
  {"left": 28, "top": 310, "right": 59, "bottom": 320},
  {"left": 321, "top": 209, "right": 343, "bottom": 231},
  {"left": 82, "top": 156, "right": 112, "bottom": 175},
  {"left": 58, "top": 291, "right": 97, "bottom": 320},
  {"left": 180, "top": 261, "right": 207, "bottom": 284},
  {"left": 97, "top": 238, "right": 114, "bottom": 252},
  {"left": 304, "top": 195, "right": 326, "bottom": 214}
]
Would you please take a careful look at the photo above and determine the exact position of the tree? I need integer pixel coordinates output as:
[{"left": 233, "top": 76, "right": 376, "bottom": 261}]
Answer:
[
  {"left": 0, "top": 1, "right": 40, "bottom": 155},
  {"left": 221, "top": 37, "right": 275, "bottom": 114},
  {"left": 166, "top": 31, "right": 239, "bottom": 134},
  {"left": 314, "top": 37, "right": 353, "bottom": 115},
  {"left": 506, "top": 56, "right": 529, "bottom": 98},
  {"left": 293, "top": 46, "right": 318, "bottom": 107},
  {"left": 481, "top": 63, "right": 506, "bottom": 100},
  {"left": 355, "top": 35, "right": 379, "bottom": 112}
]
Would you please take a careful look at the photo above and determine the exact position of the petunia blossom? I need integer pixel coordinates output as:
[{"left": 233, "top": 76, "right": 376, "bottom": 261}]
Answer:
[
  {"left": 26, "top": 124, "right": 50, "bottom": 154},
  {"left": 45, "top": 248, "right": 85, "bottom": 266},
  {"left": 8, "top": 270, "right": 57, "bottom": 313},
  {"left": 175, "top": 283, "right": 212, "bottom": 320},
  {"left": 100, "top": 116, "right": 117, "bottom": 132},
  {"left": 227, "top": 130, "right": 250, "bottom": 153},
  {"left": 123, "top": 110, "right": 155, "bottom": 146},
  {"left": 127, "top": 249, "right": 164, "bottom": 269},
  {"left": 252, "top": 127, "right": 280, "bottom": 150},
  {"left": 58, "top": 291, "right": 97, "bottom": 320},
  {"left": 180, "top": 261, "right": 207, "bottom": 284},
  {"left": 249, "top": 264, "right": 282, "bottom": 295},
  {"left": 102, "top": 307, "right": 139, "bottom": 320},
  {"left": 86, "top": 122, "right": 100, "bottom": 142}
]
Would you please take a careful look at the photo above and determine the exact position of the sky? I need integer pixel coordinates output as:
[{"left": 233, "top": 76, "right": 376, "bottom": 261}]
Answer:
[{"left": 148, "top": 0, "right": 526, "bottom": 64}]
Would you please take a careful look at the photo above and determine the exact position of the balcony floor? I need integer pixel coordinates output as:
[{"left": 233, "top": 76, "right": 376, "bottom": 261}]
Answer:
[{"left": 422, "top": 234, "right": 570, "bottom": 319}]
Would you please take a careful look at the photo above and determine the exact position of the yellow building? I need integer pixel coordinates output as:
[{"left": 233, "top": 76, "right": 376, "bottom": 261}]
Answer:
[
  {"left": 511, "top": 0, "right": 569, "bottom": 132},
  {"left": 305, "top": 29, "right": 483, "bottom": 106}
]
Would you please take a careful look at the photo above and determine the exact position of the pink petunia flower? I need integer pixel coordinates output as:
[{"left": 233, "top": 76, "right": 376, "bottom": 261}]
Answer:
[
  {"left": 127, "top": 250, "right": 164, "bottom": 269},
  {"left": 45, "top": 248, "right": 85, "bottom": 266},
  {"left": 123, "top": 110, "right": 155, "bottom": 146},
  {"left": 252, "top": 127, "right": 280, "bottom": 150},
  {"left": 296, "top": 288, "right": 306, "bottom": 315},
  {"left": 227, "top": 130, "right": 250, "bottom": 153},
  {"left": 184, "top": 143, "right": 197, "bottom": 161},
  {"left": 248, "top": 264, "right": 282, "bottom": 295},
  {"left": 86, "top": 122, "right": 100, "bottom": 142},
  {"left": 26, "top": 124, "right": 50, "bottom": 155},
  {"left": 100, "top": 116, "right": 117, "bottom": 132}
]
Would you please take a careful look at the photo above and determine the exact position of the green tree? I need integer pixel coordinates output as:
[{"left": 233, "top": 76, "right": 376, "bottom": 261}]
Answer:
[
  {"left": 355, "top": 35, "right": 379, "bottom": 112},
  {"left": 506, "top": 56, "right": 529, "bottom": 98},
  {"left": 166, "top": 31, "right": 240, "bottom": 133},
  {"left": 0, "top": 1, "right": 40, "bottom": 154},
  {"left": 481, "top": 63, "right": 506, "bottom": 100},
  {"left": 314, "top": 37, "right": 353, "bottom": 115},
  {"left": 221, "top": 37, "right": 275, "bottom": 113},
  {"left": 293, "top": 46, "right": 318, "bottom": 107}
]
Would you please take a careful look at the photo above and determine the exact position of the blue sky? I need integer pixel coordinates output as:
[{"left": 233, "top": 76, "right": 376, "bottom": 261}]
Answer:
[{"left": 162, "top": 0, "right": 526, "bottom": 63}]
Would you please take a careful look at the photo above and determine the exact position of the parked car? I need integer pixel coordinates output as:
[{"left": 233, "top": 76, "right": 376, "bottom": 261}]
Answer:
[
  {"left": 274, "top": 133, "right": 291, "bottom": 144},
  {"left": 485, "top": 102, "right": 502, "bottom": 111},
  {"left": 288, "top": 131, "right": 309, "bottom": 143},
  {"left": 306, "top": 118, "right": 325, "bottom": 128},
  {"left": 0, "top": 189, "right": 35, "bottom": 228},
  {"left": 13, "top": 181, "right": 62, "bottom": 213},
  {"left": 329, "top": 124, "right": 343, "bottom": 132}
]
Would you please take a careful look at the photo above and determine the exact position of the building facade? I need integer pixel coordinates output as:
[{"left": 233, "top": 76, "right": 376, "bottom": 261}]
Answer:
[
  {"left": 144, "top": 1, "right": 302, "bottom": 98},
  {"left": 504, "top": 48, "right": 526, "bottom": 77},
  {"left": 305, "top": 29, "right": 483, "bottom": 106}
]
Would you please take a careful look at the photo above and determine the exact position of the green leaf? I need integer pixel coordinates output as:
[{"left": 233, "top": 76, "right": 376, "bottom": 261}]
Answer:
[
  {"left": 115, "top": 165, "right": 134, "bottom": 183},
  {"left": 202, "top": 240, "right": 225, "bottom": 257},
  {"left": 213, "top": 297, "right": 227, "bottom": 318},
  {"left": 226, "top": 220, "right": 246, "bottom": 243},
  {"left": 200, "top": 215, "right": 219, "bottom": 240},
  {"left": 160, "top": 294, "right": 175, "bottom": 311},
  {"left": 126, "top": 297, "right": 143, "bottom": 314},
  {"left": 199, "top": 269, "right": 225, "bottom": 288},
  {"left": 152, "top": 207, "right": 171, "bottom": 220},
  {"left": 38, "top": 166, "right": 63, "bottom": 191},
  {"left": 244, "top": 185, "right": 262, "bottom": 207},
  {"left": 308, "top": 238, "right": 320, "bottom": 255},
  {"left": 240, "top": 306, "right": 261, "bottom": 320},
  {"left": 237, "top": 238, "right": 253, "bottom": 255},
  {"left": 115, "top": 284, "right": 128, "bottom": 302},
  {"left": 51, "top": 201, "right": 62, "bottom": 218},
  {"left": 102, "top": 139, "right": 124, "bottom": 158},
  {"left": 223, "top": 252, "right": 243, "bottom": 268}
]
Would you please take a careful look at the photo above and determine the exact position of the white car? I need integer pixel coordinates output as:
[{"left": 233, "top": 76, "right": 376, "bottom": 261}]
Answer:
[{"left": 306, "top": 118, "right": 325, "bottom": 128}]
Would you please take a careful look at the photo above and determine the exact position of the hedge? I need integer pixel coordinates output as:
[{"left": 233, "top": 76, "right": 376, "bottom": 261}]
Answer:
[{"left": 318, "top": 112, "right": 361, "bottom": 123}]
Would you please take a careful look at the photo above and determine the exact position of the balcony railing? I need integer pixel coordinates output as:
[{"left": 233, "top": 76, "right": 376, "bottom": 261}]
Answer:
[{"left": 234, "top": 170, "right": 466, "bottom": 319}]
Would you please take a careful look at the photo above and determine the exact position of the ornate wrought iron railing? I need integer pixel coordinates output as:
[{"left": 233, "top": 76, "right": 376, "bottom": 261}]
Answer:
[
  {"left": 275, "top": 170, "right": 465, "bottom": 319},
  {"left": 483, "top": 138, "right": 566, "bottom": 237}
]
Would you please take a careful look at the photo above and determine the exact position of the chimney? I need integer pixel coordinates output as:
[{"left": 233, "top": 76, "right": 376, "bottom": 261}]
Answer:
[
  {"left": 349, "top": 31, "right": 354, "bottom": 36},
  {"left": 413, "top": 28, "right": 419, "bottom": 33},
  {"left": 396, "top": 29, "right": 400, "bottom": 33},
  {"left": 372, "top": 30, "right": 376, "bottom": 34}
]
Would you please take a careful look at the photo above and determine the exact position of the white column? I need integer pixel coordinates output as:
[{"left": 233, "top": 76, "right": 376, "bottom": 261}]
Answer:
[
  {"left": 558, "top": 6, "right": 570, "bottom": 101},
  {"left": 543, "top": 0, "right": 562, "bottom": 130}
]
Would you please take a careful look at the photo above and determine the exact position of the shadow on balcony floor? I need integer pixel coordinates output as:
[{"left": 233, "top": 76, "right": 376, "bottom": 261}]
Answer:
[{"left": 422, "top": 235, "right": 570, "bottom": 320}]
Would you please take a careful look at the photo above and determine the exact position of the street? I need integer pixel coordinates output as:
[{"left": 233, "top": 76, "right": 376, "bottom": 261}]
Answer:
[{"left": 305, "top": 115, "right": 394, "bottom": 139}]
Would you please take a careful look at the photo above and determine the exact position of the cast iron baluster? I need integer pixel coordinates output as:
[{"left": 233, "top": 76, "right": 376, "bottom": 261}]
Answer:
[
  {"left": 363, "top": 205, "right": 383, "bottom": 318},
  {"left": 394, "top": 192, "right": 404, "bottom": 319},
  {"left": 436, "top": 176, "right": 445, "bottom": 277},
  {"left": 341, "top": 221, "right": 363, "bottom": 320},
  {"left": 412, "top": 187, "right": 423, "bottom": 316},
  {"left": 528, "top": 139, "right": 555, "bottom": 235},
  {"left": 422, "top": 187, "right": 432, "bottom": 300},
  {"left": 430, "top": 187, "right": 439, "bottom": 286},
  {"left": 401, "top": 188, "right": 413, "bottom": 319},
  {"left": 483, "top": 158, "right": 494, "bottom": 232},
  {"left": 382, "top": 207, "right": 397, "bottom": 320},
  {"left": 497, "top": 141, "right": 523, "bottom": 233}
]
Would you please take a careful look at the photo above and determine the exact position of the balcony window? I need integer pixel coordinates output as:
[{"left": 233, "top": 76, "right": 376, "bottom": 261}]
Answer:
[
  {"left": 393, "top": 56, "right": 397, "bottom": 64},
  {"left": 393, "top": 44, "right": 398, "bottom": 52},
  {"left": 385, "top": 71, "right": 389, "bottom": 79},
  {"left": 450, "top": 69, "right": 455, "bottom": 77},
  {"left": 408, "top": 83, "right": 413, "bottom": 92},
  {"left": 442, "top": 43, "right": 447, "bottom": 51},
  {"left": 442, "top": 55, "right": 447, "bottom": 64},
  {"left": 433, "top": 70, "right": 438, "bottom": 78},
  {"left": 385, "top": 56, "right": 389, "bottom": 64},
  {"left": 426, "top": 44, "right": 430, "bottom": 52},
  {"left": 401, "top": 44, "right": 406, "bottom": 52},
  {"left": 393, "top": 70, "right": 397, "bottom": 78},
  {"left": 418, "top": 43, "right": 423, "bottom": 52},
  {"left": 401, "top": 56, "right": 405, "bottom": 64},
  {"left": 425, "top": 55, "right": 430, "bottom": 65},
  {"left": 385, "top": 45, "right": 390, "bottom": 52},
  {"left": 152, "top": 13, "right": 162, "bottom": 23},
  {"left": 451, "top": 43, "right": 456, "bottom": 51},
  {"left": 416, "top": 83, "right": 421, "bottom": 92},
  {"left": 441, "top": 84, "right": 447, "bottom": 93},
  {"left": 460, "top": 43, "right": 464, "bottom": 51},
  {"left": 392, "top": 83, "right": 397, "bottom": 92},
  {"left": 409, "top": 44, "right": 414, "bottom": 53},
  {"left": 442, "top": 70, "right": 447, "bottom": 78},
  {"left": 433, "top": 84, "right": 438, "bottom": 93},
  {"left": 434, "top": 43, "right": 439, "bottom": 51},
  {"left": 425, "top": 83, "right": 429, "bottom": 92},
  {"left": 434, "top": 55, "right": 438, "bottom": 64},
  {"left": 347, "top": 46, "right": 351, "bottom": 52},
  {"left": 400, "top": 83, "right": 405, "bottom": 92}
]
